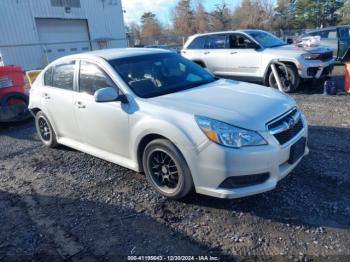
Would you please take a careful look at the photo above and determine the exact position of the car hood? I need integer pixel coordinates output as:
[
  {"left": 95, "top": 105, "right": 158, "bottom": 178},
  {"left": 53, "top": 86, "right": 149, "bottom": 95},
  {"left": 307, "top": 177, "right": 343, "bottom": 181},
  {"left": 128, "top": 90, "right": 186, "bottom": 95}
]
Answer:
[
  {"left": 147, "top": 79, "right": 296, "bottom": 131},
  {"left": 266, "top": 44, "right": 332, "bottom": 55}
]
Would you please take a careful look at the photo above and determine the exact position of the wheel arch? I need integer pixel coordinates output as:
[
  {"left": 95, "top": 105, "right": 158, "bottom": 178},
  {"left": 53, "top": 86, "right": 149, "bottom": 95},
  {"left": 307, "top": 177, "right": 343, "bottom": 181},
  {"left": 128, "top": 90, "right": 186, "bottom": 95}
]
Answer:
[
  {"left": 263, "top": 60, "right": 299, "bottom": 86},
  {"left": 192, "top": 60, "right": 207, "bottom": 68},
  {"left": 132, "top": 119, "right": 201, "bottom": 173},
  {"left": 136, "top": 133, "right": 167, "bottom": 172},
  {"left": 32, "top": 108, "right": 60, "bottom": 140},
  {"left": 29, "top": 107, "right": 41, "bottom": 117}
]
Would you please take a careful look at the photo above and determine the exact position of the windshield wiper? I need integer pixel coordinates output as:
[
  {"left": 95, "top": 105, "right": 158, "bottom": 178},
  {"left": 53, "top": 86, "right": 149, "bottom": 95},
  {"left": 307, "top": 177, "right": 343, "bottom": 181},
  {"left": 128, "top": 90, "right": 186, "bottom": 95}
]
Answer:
[
  {"left": 269, "top": 43, "right": 287, "bottom": 48},
  {"left": 187, "top": 79, "right": 217, "bottom": 89}
]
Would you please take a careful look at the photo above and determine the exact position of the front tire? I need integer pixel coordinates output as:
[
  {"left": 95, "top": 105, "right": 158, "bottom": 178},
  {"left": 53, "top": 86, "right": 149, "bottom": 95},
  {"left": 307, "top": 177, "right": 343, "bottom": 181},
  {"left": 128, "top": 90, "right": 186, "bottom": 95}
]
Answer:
[
  {"left": 35, "top": 111, "right": 58, "bottom": 148},
  {"left": 268, "top": 65, "right": 300, "bottom": 93},
  {"left": 142, "top": 139, "right": 194, "bottom": 199}
]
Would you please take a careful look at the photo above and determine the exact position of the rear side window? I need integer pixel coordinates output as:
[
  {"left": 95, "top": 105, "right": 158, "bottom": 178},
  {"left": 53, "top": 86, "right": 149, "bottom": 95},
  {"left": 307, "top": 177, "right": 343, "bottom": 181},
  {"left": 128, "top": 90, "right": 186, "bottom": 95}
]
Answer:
[
  {"left": 204, "top": 35, "right": 227, "bottom": 49},
  {"left": 52, "top": 61, "right": 75, "bottom": 90},
  {"left": 188, "top": 36, "right": 206, "bottom": 49},
  {"left": 44, "top": 67, "right": 53, "bottom": 86},
  {"left": 79, "top": 61, "right": 116, "bottom": 95}
]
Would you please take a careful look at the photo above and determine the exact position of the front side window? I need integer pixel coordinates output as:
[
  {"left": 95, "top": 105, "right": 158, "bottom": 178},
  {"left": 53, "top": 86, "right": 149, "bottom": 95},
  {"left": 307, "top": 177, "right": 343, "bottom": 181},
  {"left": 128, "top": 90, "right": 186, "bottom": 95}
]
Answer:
[
  {"left": 188, "top": 36, "right": 207, "bottom": 49},
  {"left": 44, "top": 67, "right": 53, "bottom": 86},
  {"left": 79, "top": 61, "right": 116, "bottom": 95},
  {"left": 52, "top": 61, "right": 75, "bottom": 90},
  {"left": 339, "top": 27, "right": 350, "bottom": 40},
  {"left": 246, "top": 31, "right": 285, "bottom": 48},
  {"left": 228, "top": 34, "right": 255, "bottom": 49},
  {"left": 109, "top": 53, "right": 216, "bottom": 98},
  {"left": 204, "top": 35, "right": 226, "bottom": 49}
]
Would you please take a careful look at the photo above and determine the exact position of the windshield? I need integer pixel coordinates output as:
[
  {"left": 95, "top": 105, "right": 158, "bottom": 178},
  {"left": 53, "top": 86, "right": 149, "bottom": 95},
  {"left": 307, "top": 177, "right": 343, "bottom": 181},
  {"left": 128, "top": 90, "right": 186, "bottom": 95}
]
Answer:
[
  {"left": 109, "top": 53, "right": 216, "bottom": 98},
  {"left": 246, "top": 31, "right": 286, "bottom": 48}
]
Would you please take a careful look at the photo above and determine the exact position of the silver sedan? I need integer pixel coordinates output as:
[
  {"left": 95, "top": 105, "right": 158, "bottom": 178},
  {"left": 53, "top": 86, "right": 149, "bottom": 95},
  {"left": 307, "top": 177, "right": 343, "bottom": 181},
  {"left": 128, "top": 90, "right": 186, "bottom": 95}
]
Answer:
[{"left": 29, "top": 48, "right": 308, "bottom": 199}]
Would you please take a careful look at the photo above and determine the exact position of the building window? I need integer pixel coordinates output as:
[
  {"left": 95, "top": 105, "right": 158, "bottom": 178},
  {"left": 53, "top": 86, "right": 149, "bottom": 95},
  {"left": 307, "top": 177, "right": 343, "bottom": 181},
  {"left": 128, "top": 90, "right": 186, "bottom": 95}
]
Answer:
[{"left": 51, "top": 0, "right": 81, "bottom": 8}]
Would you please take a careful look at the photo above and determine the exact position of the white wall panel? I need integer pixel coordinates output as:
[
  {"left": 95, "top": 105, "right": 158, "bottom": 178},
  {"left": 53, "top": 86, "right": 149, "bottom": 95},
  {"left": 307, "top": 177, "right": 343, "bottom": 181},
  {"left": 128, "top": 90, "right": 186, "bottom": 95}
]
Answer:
[{"left": 0, "top": 0, "right": 127, "bottom": 70}]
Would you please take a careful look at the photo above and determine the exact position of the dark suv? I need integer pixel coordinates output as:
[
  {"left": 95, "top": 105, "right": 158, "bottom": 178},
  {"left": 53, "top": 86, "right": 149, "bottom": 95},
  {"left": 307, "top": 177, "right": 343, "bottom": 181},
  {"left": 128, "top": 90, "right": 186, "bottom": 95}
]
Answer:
[{"left": 303, "top": 25, "right": 350, "bottom": 61}]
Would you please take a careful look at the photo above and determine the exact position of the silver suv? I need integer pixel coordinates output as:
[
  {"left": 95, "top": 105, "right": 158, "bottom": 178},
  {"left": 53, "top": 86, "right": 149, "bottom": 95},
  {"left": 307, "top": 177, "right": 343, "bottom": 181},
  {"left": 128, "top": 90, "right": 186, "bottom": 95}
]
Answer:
[{"left": 182, "top": 30, "right": 334, "bottom": 92}]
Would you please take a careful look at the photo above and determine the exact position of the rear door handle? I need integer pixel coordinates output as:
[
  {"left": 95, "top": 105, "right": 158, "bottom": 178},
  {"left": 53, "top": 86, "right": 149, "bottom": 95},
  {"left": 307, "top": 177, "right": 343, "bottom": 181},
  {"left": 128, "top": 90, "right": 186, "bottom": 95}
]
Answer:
[
  {"left": 76, "top": 101, "right": 86, "bottom": 109},
  {"left": 203, "top": 51, "right": 210, "bottom": 55},
  {"left": 230, "top": 51, "right": 237, "bottom": 55},
  {"left": 43, "top": 93, "right": 50, "bottom": 99}
]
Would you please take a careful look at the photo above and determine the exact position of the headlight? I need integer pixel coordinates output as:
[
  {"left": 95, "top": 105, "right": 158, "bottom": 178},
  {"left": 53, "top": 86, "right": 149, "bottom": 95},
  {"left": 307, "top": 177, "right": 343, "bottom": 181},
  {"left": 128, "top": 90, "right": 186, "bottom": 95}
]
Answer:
[
  {"left": 195, "top": 116, "right": 267, "bottom": 148},
  {"left": 302, "top": 53, "right": 321, "bottom": 60}
]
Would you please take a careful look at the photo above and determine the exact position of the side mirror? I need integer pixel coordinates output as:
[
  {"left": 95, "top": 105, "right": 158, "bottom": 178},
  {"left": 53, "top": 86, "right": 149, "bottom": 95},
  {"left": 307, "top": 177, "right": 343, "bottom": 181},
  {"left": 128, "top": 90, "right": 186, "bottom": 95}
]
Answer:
[
  {"left": 287, "top": 38, "right": 293, "bottom": 44},
  {"left": 94, "top": 87, "right": 119, "bottom": 102}
]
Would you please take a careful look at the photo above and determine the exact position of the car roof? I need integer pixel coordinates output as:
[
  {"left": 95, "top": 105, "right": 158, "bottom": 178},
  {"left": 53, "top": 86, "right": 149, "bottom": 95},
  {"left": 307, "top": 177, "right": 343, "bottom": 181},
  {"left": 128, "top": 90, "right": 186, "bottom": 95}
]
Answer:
[
  {"left": 59, "top": 48, "right": 171, "bottom": 61},
  {"left": 306, "top": 25, "right": 350, "bottom": 33},
  {"left": 189, "top": 29, "right": 266, "bottom": 38}
]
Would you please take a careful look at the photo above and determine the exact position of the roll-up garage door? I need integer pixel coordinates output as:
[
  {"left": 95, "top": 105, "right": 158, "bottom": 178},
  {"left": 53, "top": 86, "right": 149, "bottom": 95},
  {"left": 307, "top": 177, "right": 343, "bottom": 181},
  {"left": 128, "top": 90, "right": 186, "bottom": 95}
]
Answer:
[{"left": 36, "top": 18, "right": 91, "bottom": 62}]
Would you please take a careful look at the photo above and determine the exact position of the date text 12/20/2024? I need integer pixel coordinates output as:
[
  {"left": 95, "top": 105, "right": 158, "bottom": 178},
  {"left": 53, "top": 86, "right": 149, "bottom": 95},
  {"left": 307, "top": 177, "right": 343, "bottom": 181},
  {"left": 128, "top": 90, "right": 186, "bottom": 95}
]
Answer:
[{"left": 127, "top": 256, "right": 220, "bottom": 261}]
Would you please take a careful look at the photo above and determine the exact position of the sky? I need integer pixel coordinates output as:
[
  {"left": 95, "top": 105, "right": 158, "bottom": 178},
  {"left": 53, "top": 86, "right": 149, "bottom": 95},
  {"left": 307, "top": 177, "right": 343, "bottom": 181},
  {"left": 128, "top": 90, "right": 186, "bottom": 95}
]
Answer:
[{"left": 121, "top": 0, "right": 241, "bottom": 26}]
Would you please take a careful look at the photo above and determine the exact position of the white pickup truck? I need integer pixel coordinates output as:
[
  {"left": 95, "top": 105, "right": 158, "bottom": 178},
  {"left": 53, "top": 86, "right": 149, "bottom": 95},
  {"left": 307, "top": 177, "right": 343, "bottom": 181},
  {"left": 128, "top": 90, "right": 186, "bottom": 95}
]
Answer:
[{"left": 182, "top": 30, "right": 335, "bottom": 92}]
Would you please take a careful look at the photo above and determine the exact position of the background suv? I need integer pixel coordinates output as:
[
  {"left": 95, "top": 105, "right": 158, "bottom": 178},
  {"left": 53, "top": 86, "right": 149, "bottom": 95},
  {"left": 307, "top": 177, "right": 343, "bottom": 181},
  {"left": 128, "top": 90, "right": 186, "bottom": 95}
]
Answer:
[
  {"left": 303, "top": 25, "right": 350, "bottom": 61},
  {"left": 182, "top": 30, "right": 334, "bottom": 92}
]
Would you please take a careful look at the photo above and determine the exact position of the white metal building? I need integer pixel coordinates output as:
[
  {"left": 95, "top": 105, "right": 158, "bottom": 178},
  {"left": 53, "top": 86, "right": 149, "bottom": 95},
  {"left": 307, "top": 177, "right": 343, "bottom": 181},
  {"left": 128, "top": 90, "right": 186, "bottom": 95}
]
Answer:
[{"left": 0, "top": 0, "right": 127, "bottom": 70}]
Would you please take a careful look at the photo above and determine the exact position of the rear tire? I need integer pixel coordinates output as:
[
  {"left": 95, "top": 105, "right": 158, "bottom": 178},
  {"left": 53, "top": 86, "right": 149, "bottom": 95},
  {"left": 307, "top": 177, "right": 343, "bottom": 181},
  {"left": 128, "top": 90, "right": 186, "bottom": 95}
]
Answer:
[
  {"left": 35, "top": 111, "right": 58, "bottom": 148},
  {"left": 268, "top": 65, "right": 300, "bottom": 93},
  {"left": 142, "top": 139, "right": 194, "bottom": 199},
  {"left": 0, "top": 92, "right": 29, "bottom": 107}
]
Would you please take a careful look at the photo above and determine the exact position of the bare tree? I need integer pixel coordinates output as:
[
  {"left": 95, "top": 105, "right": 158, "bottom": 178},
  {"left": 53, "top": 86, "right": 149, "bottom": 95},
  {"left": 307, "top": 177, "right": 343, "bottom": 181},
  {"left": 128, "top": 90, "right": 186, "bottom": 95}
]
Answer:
[
  {"left": 232, "top": 0, "right": 274, "bottom": 30},
  {"left": 340, "top": 0, "right": 350, "bottom": 24},
  {"left": 172, "top": 0, "right": 196, "bottom": 35},
  {"left": 209, "top": 2, "right": 232, "bottom": 31},
  {"left": 194, "top": 2, "right": 209, "bottom": 33},
  {"left": 127, "top": 22, "right": 141, "bottom": 46},
  {"left": 141, "top": 12, "right": 162, "bottom": 45}
]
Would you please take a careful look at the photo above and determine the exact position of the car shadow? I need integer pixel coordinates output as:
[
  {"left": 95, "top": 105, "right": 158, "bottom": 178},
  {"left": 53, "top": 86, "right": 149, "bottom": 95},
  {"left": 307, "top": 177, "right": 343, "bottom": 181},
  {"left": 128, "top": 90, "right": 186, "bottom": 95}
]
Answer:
[
  {"left": 15, "top": 124, "right": 348, "bottom": 231},
  {"left": 182, "top": 125, "right": 350, "bottom": 230},
  {"left": 297, "top": 75, "right": 347, "bottom": 95},
  {"left": 0, "top": 190, "right": 229, "bottom": 260}
]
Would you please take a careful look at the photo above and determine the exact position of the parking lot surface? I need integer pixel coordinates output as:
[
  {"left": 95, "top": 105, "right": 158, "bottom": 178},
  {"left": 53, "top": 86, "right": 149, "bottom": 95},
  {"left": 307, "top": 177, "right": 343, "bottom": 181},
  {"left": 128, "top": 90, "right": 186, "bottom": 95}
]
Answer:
[{"left": 0, "top": 85, "right": 349, "bottom": 260}]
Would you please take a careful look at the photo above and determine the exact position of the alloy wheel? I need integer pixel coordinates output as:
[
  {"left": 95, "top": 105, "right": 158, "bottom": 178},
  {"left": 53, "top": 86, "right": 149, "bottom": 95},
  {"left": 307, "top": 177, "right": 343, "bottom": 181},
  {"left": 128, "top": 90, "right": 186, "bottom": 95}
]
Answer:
[
  {"left": 148, "top": 149, "right": 180, "bottom": 194},
  {"left": 38, "top": 117, "right": 51, "bottom": 141}
]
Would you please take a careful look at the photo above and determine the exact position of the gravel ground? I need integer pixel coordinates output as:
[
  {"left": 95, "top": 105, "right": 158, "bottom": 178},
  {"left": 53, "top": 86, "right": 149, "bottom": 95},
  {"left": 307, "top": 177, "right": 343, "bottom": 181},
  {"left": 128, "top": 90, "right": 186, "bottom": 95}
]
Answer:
[{"left": 0, "top": 75, "right": 350, "bottom": 260}]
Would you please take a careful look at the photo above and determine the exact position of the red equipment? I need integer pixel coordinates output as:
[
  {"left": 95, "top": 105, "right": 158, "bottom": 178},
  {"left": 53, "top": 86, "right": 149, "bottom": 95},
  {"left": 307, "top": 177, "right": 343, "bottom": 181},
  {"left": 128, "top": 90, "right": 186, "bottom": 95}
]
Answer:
[
  {"left": 344, "top": 62, "right": 350, "bottom": 93},
  {"left": 0, "top": 65, "right": 26, "bottom": 105}
]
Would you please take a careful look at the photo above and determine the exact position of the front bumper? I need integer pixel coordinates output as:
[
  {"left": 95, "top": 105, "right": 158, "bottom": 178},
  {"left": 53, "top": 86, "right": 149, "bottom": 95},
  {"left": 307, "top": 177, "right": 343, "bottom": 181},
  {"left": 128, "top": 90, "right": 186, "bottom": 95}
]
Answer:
[
  {"left": 299, "top": 59, "right": 335, "bottom": 79},
  {"left": 184, "top": 115, "right": 309, "bottom": 199}
]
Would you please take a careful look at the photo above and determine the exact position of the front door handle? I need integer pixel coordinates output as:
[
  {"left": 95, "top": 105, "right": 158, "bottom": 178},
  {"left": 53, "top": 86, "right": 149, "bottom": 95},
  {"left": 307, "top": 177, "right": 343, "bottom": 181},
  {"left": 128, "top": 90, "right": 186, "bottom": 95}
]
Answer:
[
  {"left": 230, "top": 51, "right": 237, "bottom": 55},
  {"left": 43, "top": 93, "right": 50, "bottom": 99},
  {"left": 76, "top": 101, "right": 86, "bottom": 109},
  {"left": 203, "top": 51, "right": 210, "bottom": 55}
]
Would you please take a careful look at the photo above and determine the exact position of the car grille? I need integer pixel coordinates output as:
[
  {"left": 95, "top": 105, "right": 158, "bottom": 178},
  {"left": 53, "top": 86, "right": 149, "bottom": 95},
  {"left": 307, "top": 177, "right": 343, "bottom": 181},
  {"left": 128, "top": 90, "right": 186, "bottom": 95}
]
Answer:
[
  {"left": 267, "top": 109, "right": 304, "bottom": 145},
  {"left": 307, "top": 65, "right": 333, "bottom": 77},
  {"left": 219, "top": 173, "right": 270, "bottom": 189},
  {"left": 319, "top": 51, "right": 333, "bottom": 61},
  {"left": 307, "top": 67, "right": 318, "bottom": 77}
]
